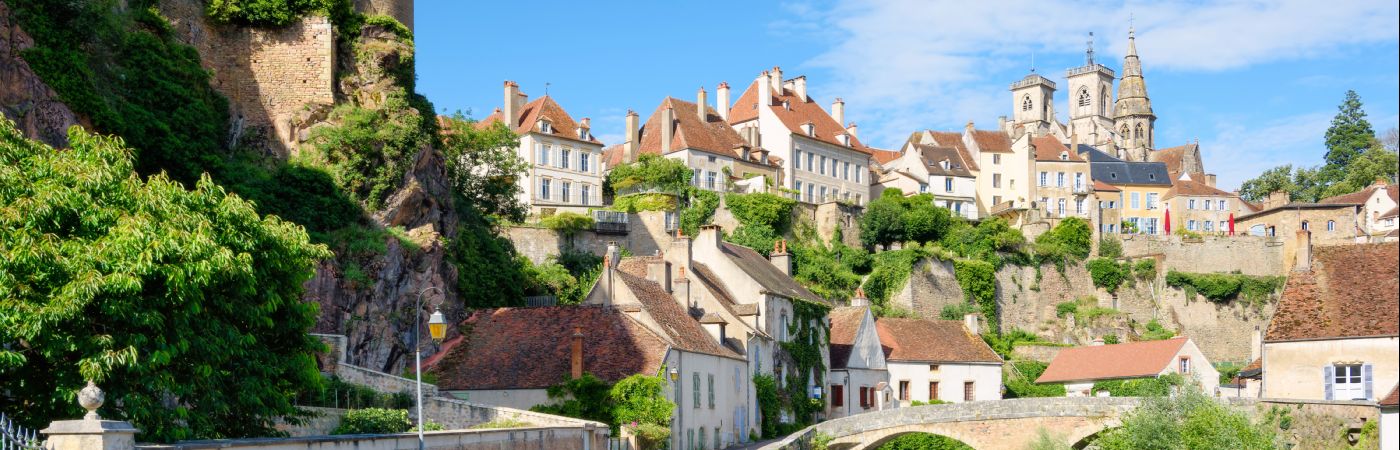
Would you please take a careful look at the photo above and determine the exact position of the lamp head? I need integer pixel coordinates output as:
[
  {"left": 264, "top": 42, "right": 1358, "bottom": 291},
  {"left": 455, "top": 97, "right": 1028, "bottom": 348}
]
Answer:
[{"left": 428, "top": 309, "right": 447, "bottom": 341}]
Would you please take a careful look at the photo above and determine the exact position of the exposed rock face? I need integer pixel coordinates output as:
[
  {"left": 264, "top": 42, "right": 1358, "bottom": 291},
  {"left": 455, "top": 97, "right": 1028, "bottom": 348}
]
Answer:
[{"left": 0, "top": 0, "right": 84, "bottom": 147}]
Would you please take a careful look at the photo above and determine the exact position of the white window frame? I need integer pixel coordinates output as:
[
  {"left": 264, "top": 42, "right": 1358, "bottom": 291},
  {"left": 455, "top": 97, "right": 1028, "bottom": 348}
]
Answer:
[
  {"left": 1056, "top": 172, "right": 1065, "bottom": 187},
  {"left": 561, "top": 181, "right": 572, "bottom": 203},
  {"left": 581, "top": 184, "right": 592, "bottom": 205},
  {"left": 539, "top": 178, "right": 552, "bottom": 200},
  {"left": 538, "top": 143, "right": 551, "bottom": 166},
  {"left": 1039, "top": 172, "right": 1047, "bottom": 186}
]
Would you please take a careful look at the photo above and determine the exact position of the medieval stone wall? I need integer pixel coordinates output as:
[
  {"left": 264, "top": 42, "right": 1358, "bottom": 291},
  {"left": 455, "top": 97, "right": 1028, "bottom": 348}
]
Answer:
[
  {"left": 508, "top": 211, "right": 672, "bottom": 265},
  {"left": 1120, "top": 234, "right": 1286, "bottom": 276},
  {"left": 0, "top": 0, "right": 84, "bottom": 148},
  {"left": 355, "top": 0, "right": 414, "bottom": 32},
  {"left": 158, "top": 0, "right": 335, "bottom": 155}
]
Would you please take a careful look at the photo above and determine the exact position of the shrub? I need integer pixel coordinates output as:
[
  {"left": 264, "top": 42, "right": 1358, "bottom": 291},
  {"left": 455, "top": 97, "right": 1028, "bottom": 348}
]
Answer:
[
  {"left": 605, "top": 153, "right": 691, "bottom": 195},
  {"left": 1139, "top": 319, "right": 1177, "bottom": 341},
  {"left": 791, "top": 239, "right": 863, "bottom": 302},
  {"left": 726, "top": 192, "right": 797, "bottom": 233},
  {"left": 610, "top": 374, "right": 674, "bottom": 429},
  {"left": 1055, "top": 302, "right": 1079, "bottom": 318},
  {"left": 610, "top": 193, "right": 678, "bottom": 212},
  {"left": 1164, "top": 271, "right": 1285, "bottom": 304},
  {"left": 1092, "top": 373, "right": 1185, "bottom": 397},
  {"left": 939, "top": 303, "right": 981, "bottom": 320},
  {"left": 1095, "top": 388, "right": 1276, "bottom": 450},
  {"left": 876, "top": 433, "right": 973, "bottom": 450},
  {"left": 626, "top": 422, "right": 672, "bottom": 450},
  {"left": 908, "top": 399, "right": 948, "bottom": 406},
  {"left": 1035, "top": 217, "right": 1093, "bottom": 264},
  {"left": 304, "top": 97, "right": 429, "bottom": 210},
  {"left": 678, "top": 189, "right": 720, "bottom": 236},
  {"left": 1004, "top": 361, "right": 1066, "bottom": 398},
  {"left": 1103, "top": 334, "right": 1121, "bottom": 345},
  {"left": 1087, "top": 258, "right": 1129, "bottom": 293},
  {"left": 333, "top": 408, "right": 412, "bottom": 434},
  {"left": 861, "top": 247, "right": 929, "bottom": 308},
  {"left": 727, "top": 223, "right": 781, "bottom": 256},
  {"left": 205, "top": 0, "right": 330, "bottom": 27},
  {"left": 1133, "top": 259, "right": 1156, "bottom": 280},
  {"left": 1098, "top": 237, "right": 1123, "bottom": 258},
  {"left": 940, "top": 217, "right": 1029, "bottom": 268},
  {"left": 540, "top": 212, "right": 595, "bottom": 236}
]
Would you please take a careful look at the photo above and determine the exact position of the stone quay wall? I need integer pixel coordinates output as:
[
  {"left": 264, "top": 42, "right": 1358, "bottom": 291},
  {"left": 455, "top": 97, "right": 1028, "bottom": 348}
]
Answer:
[{"left": 136, "top": 427, "right": 607, "bottom": 450}]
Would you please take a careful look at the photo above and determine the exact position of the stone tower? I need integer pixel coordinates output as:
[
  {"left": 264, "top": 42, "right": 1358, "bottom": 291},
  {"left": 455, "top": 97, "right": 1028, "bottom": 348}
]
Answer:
[
  {"left": 1113, "top": 28, "right": 1154, "bottom": 161},
  {"left": 1010, "top": 72, "right": 1056, "bottom": 133},
  {"left": 1066, "top": 32, "right": 1116, "bottom": 147}
]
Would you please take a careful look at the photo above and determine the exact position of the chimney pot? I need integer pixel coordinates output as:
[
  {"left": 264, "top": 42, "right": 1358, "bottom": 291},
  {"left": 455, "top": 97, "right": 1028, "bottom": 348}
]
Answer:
[
  {"left": 717, "top": 82, "right": 732, "bottom": 121},
  {"left": 697, "top": 87, "right": 709, "bottom": 121},
  {"left": 964, "top": 312, "right": 981, "bottom": 335},
  {"left": 570, "top": 325, "right": 584, "bottom": 379}
]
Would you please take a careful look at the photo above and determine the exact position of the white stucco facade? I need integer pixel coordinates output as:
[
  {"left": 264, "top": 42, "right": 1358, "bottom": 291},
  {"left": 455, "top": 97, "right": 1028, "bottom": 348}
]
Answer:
[
  {"left": 1382, "top": 404, "right": 1398, "bottom": 450},
  {"left": 666, "top": 349, "right": 753, "bottom": 450},
  {"left": 885, "top": 362, "right": 1002, "bottom": 405},
  {"left": 519, "top": 132, "right": 605, "bottom": 216},
  {"left": 1261, "top": 336, "right": 1400, "bottom": 401}
]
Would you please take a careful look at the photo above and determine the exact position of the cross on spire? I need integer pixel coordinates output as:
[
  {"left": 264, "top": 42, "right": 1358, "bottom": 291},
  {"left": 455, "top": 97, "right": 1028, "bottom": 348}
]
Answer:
[{"left": 1086, "top": 31, "right": 1096, "bottom": 65}]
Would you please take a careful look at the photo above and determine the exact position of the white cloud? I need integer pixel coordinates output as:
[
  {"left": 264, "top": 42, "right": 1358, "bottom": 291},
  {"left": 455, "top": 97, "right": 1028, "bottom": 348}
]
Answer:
[
  {"left": 1198, "top": 111, "right": 1332, "bottom": 191},
  {"left": 792, "top": 0, "right": 1399, "bottom": 148}
]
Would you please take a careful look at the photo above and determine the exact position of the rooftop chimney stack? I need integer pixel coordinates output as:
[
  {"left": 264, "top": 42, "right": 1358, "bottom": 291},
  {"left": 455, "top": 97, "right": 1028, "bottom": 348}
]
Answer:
[
  {"left": 673, "top": 265, "right": 692, "bottom": 308},
  {"left": 1250, "top": 326, "right": 1262, "bottom": 362},
  {"left": 964, "top": 312, "right": 981, "bottom": 335},
  {"left": 570, "top": 326, "right": 584, "bottom": 379},
  {"left": 850, "top": 288, "right": 869, "bottom": 307},
  {"left": 757, "top": 71, "right": 773, "bottom": 108},
  {"left": 1295, "top": 229, "right": 1312, "bottom": 272},
  {"left": 770, "top": 66, "right": 783, "bottom": 92},
  {"left": 661, "top": 106, "right": 675, "bottom": 154},
  {"left": 698, "top": 224, "right": 724, "bottom": 249},
  {"left": 846, "top": 122, "right": 859, "bottom": 139},
  {"left": 769, "top": 239, "right": 791, "bottom": 275},
  {"left": 647, "top": 259, "right": 672, "bottom": 292},
  {"left": 697, "top": 87, "right": 709, "bottom": 121},
  {"left": 832, "top": 98, "right": 845, "bottom": 125},
  {"left": 503, "top": 81, "right": 521, "bottom": 126},
  {"left": 624, "top": 110, "right": 640, "bottom": 163},
  {"left": 793, "top": 76, "right": 807, "bottom": 101},
  {"left": 717, "top": 82, "right": 731, "bottom": 121}
]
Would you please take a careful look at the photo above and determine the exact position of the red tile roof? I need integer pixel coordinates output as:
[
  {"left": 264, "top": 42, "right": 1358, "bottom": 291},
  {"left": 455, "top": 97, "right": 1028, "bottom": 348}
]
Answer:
[
  {"left": 727, "top": 79, "right": 871, "bottom": 154},
  {"left": 1032, "top": 136, "right": 1085, "bottom": 162},
  {"left": 1165, "top": 176, "right": 1235, "bottom": 199},
  {"left": 1036, "top": 338, "right": 1190, "bottom": 383},
  {"left": 425, "top": 306, "right": 668, "bottom": 390},
  {"left": 1150, "top": 143, "right": 1198, "bottom": 177},
  {"left": 1318, "top": 182, "right": 1391, "bottom": 205},
  {"left": 1266, "top": 243, "right": 1399, "bottom": 341},
  {"left": 1093, "top": 180, "right": 1121, "bottom": 192},
  {"left": 638, "top": 97, "right": 772, "bottom": 165},
  {"left": 1382, "top": 385, "right": 1399, "bottom": 407},
  {"left": 871, "top": 149, "right": 902, "bottom": 165},
  {"left": 970, "top": 130, "right": 1013, "bottom": 154},
  {"left": 829, "top": 307, "right": 867, "bottom": 369},
  {"left": 875, "top": 318, "right": 1001, "bottom": 364},
  {"left": 613, "top": 257, "right": 746, "bottom": 359},
  {"left": 477, "top": 96, "right": 602, "bottom": 145}
]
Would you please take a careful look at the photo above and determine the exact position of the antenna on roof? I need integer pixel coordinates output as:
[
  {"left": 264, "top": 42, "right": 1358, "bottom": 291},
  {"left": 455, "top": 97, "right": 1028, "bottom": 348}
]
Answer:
[
  {"left": 544, "top": 82, "right": 551, "bottom": 97},
  {"left": 1030, "top": 51, "right": 1036, "bottom": 73},
  {"left": 1086, "top": 32, "right": 1096, "bottom": 65}
]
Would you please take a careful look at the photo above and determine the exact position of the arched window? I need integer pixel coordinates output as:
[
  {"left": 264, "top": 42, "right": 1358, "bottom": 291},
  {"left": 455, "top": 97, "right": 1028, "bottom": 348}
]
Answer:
[
  {"left": 1327, "top": 220, "right": 1336, "bottom": 231},
  {"left": 779, "top": 312, "right": 789, "bottom": 341},
  {"left": 1120, "top": 125, "right": 1130, "bottom": 138},
  {"left": 1021, "top": 95, "right": 1032, "bottom": 111},
  {"left": 1078, "top": 88, "right": 1091, "bottom": 107},
  {"left": 1101, "top": 88, "right": 1111, "bottom": 115},
  {"left": 1134, "top": 124, "right": 1144, "bottom": 139}
]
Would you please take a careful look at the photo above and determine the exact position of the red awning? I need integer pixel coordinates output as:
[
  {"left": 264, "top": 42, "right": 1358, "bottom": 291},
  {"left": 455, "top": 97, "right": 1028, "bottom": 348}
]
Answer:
[{"left": 1228, "top": 213, "right": 1236, "bottom": 236}]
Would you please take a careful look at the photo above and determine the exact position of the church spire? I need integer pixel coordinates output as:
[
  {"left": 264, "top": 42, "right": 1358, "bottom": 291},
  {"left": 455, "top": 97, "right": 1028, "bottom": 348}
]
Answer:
[{"left": 1113, "top": 26, "right": 1155, "bottom": 158}]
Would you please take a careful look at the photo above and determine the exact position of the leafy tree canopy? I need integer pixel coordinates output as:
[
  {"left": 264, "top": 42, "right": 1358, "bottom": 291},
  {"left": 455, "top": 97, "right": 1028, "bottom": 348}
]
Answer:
[
  {"left": 860, "top": 189, "right": 952, "bottom": 249},
  {"left": 0, "top": 120, "right": 330, "bottom": 440},
  {"left": 439, "top": 115, "right": 529, "bottom": 222},
  {"left": 1323, "top": 90, "right": 1377, "bottom": 169},
  {"left": 604, "top": 153, "right": 692, "bottom": 195}
]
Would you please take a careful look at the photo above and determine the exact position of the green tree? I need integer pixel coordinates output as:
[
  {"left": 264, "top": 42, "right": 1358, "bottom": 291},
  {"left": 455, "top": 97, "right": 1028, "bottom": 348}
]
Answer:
[
  {"left": 860, "top": 189, "right": 909, "bottom": 249},
  {"left": 1094, "top": 389, "right": 1275, "bottom": 450},
  {"left": 1237, "top": 166, "right": 1296, "bottom": 203},
  {"left": 604, "top": 153, "right": 692, "bottom": 195},
  {"left": 609, "top": 374, "right": 674, "bottom": 428},
  {"left": 1322, "top": 146, "right": 1399, "bottom": 197},
  {"left": 531, "top": 373, "right": 614, "bottom": 426},
  {"left": 1323, "top": 90, "right": 1376, "bottom": 169},
  {"left": 876, "top": 433, "right": 973, "bottom": 450},
  {"left": 0, "top": 121, "right": 330, "bottom": 440},
  {"left": 1035, "top": 217, "right": 1093, "bottom": 263},
  {"left": 902, "top": 194, "right": 952, "bottom": 244},
  {"left": 438, "top": 115, "right": 529, "bottom": 222}
]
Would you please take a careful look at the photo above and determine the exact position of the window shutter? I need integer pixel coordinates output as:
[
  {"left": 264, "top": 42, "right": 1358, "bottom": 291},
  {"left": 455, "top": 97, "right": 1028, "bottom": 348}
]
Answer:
[
  {"left": 1363, "top": 363, "right": 1374, "bottom": 400},
  {"left": 1323, "top": 365, "right": 1334, "bottom": 400}
]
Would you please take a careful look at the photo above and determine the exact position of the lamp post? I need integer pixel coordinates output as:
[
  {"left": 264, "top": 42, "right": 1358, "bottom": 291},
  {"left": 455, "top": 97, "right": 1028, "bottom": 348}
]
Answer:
[{"left": 416, "top": 286, "right": 446, "bottom": 450}]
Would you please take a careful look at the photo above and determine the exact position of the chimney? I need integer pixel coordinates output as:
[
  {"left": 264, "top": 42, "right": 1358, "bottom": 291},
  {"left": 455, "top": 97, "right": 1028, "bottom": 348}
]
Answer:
[
  {"left": 503, "top": 81, "right": 521, "bottom": 126},
  {"left": 1249, "top": 326, "right": 1263, "bottom": 362},
  {"left": 1204, "top": 174, "right": 1217, "bottom": 187},
  {"left": 831, "top": 98, "right": 845, "bottom": 125},
  {"left": 605, "top": 241, "right": 621, "bottom": 269},
  {"left": 1266, "top": 191, "right": 1291, "bottom": 210},
  {"left": 770, "top": 66, "right": 783, "bottom": 92},
  {"left": 624, "top": 110, "right": 640, "bottom": 163},
  {"left": 792, "top": 76, "right": 807, "bottom": 101},
  {"left": 673, "top": 265, "right": 692, "bottom": 308},
  {"left": 769, "top": 239, "right": 791, "bottom": 276},
  {"left": 578, "top": 117, "right": 591, "bottom": 139},
  {"left": 757, "top": 71, "right": 773, "bottom": 110},
  {"left": 697, "top": 224, "right": 724, "bottom": 249},
  {"left": 850, "top": 288, "right": 869, "bottom": 307},
  {"left": 1295, "top": 229, "right": 1311, "bottom": 272},
  {"left": 963, "top": 312, "right": 981, "bottom": 335},
  {"left": 666, "top": 231, "right": 693, "bottom": 280},
  {"left": 998, "top": 116, "right": 1007, "bottom": 131},
  {"left": 571, "top": 326, "right": 584, "bottom": 379},
  {"left": 661, "top": 106, "right": 675, "bottom": 154},
  {"left": 717, "top": 82, "right": 731, "bottom": 121},
  {"left": 846, "top": 122, "right": 859, "bottom": 139},
  {"left": 697, "top": 87, "right": 709, "bottom": 121},
  {"left": 647, "top": 259, "right": 671, "bottom": 292}
]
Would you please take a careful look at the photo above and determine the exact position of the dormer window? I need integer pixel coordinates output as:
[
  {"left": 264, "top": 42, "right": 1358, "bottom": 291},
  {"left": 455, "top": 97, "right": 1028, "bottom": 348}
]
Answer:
[
  {"left": 577, "top": 127, "right": 590, "bottom": 140},
  {"left": 538, "top": 120, "right": 553, "bottom": 134},
  {"left": 783, "top": 100, "right": 791, "bottom": 111},
  {"left": 838, "top": 133, "right": 851, "bottom": 146},
  {"left": 1059, "top": 152, "right": 1069, "bottom": 161},
  {"left": 802, "top": 123, "right": 815, "bottom": 137},
  {"left": 940, "top": 159, "right": 950, "bottom": 170}
]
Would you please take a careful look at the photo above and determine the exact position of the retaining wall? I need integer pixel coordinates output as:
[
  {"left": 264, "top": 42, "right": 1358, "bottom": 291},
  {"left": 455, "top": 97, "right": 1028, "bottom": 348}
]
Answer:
[
  {"left": 1120, "top": 234, "right": 1286, "bottom": 276},
  {"left": 137, "top": 427, "right": 607, "bottom": 450}
]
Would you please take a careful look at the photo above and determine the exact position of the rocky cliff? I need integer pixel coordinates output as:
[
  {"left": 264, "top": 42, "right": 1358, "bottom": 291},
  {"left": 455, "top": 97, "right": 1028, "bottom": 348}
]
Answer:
[{"left": 0, "top": 0, "right": 83, "bottom": 148}]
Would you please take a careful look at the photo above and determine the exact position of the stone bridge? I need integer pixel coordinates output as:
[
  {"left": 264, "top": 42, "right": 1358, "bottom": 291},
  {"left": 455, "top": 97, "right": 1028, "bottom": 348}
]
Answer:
[{"left": 762, "top": 397, "right": 1142, "bottom": 450}]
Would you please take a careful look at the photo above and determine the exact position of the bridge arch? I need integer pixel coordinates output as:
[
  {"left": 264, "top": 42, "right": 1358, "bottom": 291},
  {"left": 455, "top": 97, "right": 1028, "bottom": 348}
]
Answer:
[{"left": 762, "top": 397, "right": 1140, "bottom": 450}]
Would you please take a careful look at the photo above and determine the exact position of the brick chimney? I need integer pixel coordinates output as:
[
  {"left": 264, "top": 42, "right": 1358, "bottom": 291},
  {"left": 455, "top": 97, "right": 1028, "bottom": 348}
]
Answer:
[
  {"left": 717, "top": 82, "right": 731, "bottom": 121},
  {"left": 503, "top": 81, "right": 521, "bottom": 126},
  {"left": 831, "top": 98, "right": 845, "bottom": 125},
  {"left": 571, "top": 325, "right": 584, "bottom": 379},
  {"left": 697, "top": 87, "right": 708, "bottom": 121},
  {"left": 791, "top": 75, "right": 807, "bottom": 101},
  {"left": 1295, "top": 229, "right": 1312, "bottom": 272},
  {"left": 769, "top": 239, "right": 791, "bottom": 275},
  {"left": 666, "top": 230, "right": 693, "bottom": 277},
  {"left": 661, "top": 106, "right": 675, "bottom": 154},
  {"left": 624, "top": 110, "right": 640, "bottom": 163},
  {"left": 963, "top": 312, "right": 981, "bottom": 335},
  {"left": 673, "top": 265, "right": 692, "bottom": 308},
  {"left": 850, "top": 288, "right": 869, "bottom": 307}
]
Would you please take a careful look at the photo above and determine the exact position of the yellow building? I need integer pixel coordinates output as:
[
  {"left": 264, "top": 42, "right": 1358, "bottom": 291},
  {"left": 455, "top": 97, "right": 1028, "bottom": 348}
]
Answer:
[{"left": 1076, "top": 145, "right": 1171, "bottom": 235}]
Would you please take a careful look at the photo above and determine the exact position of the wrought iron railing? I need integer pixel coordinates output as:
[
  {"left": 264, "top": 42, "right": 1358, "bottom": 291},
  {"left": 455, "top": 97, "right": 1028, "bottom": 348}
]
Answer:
[{"left": 1, "top": 413, "right": 42, "bottom": 450}]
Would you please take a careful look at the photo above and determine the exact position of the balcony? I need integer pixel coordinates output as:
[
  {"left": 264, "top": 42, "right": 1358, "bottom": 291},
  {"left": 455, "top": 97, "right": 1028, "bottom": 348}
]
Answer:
[
  {"left": 1073, "top": 185, "right": 1093, "bottom": 195},
  {"left": 592, "top": 210, "right": 629, "bottom": 235}
]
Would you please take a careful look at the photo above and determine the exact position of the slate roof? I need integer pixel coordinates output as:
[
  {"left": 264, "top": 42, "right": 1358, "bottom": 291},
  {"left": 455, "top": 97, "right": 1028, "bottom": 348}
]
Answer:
[
  {"left": 1032, "top": 136, "right": 1085, "bottom": 162},
  {"left": 477, "top": 96, "right": 602, "bottom": 146},
  {"left": 1165, "top": 177, "right": 1235, "bottom": 199},
  {"left": 424, "top": 306, "right": 668, "bottom": 390},
  {"left": 727, "top": 79, "right": 870, "bottom": 153},
  {"left": 1265, "top": 243, "right": 1399, "bottom": 341},
  {"left": 1036, "top": 338, "right": 1190, "bottom": 383},
  {"left": 875, "top": 318, "right": 1001, "bottom": 364},
  {"left": 1076, "top": 145, "right": 1171, "bottom": 186},
  {"left": 719, "top": 241, "right": 828, "bottom": 304},
  {"left": 829, "top": 307, "right": 867, "bottom": 370}
]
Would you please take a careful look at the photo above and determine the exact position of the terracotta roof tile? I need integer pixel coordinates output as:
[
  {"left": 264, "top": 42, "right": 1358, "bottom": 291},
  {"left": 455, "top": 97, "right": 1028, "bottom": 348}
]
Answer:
[
  {"left": 829, "top": 307, "right": 867, "bottom": 369},
  {"left": 1093, "top": 180, "right": 1121, "bottom": 192},
  {"left": 476, "top": 96, "right": 602, "bottom": 145},
  {"left": 1032, "top": 136, "right": 1085, "bottom": 162},
  {"left": 638, "top": 98, "right": 770, "bottom": 164},
  {"left": 1382, "top": 385, "right": 1399, "bottom": 407},
  {"left": 1265, "top": 243, "right": 1399, "bottom": 341},
  {"left": 1150, "top": 143, "right": 1194, "bottom": 176},
  {"left": 970, "top": 130, "right": 1013, "bottom": 153},
  {"left": 1319, "top": 183, "right": 1389, "bottom": 205},
  {"left": 615, "top": 269, "right": 746, "bottom": 359},
  {"left": 871, "top": 149, "right": 901, "bottom": 165},
  {"left": 875, "top": 318, "right": 1001, "bottom": 364},
  {"left": 425, "top": 306, "right": 667, "bottom": 390},
  {"left": 924, "top": 131, "right": 980, "bottom": 171},
  {"left": 719, "top": 242, "right": 828, "bottom": 304},
  {"left": 1165, "top": 176, "right": 1235, "bottom": 199},
  {"left": 727, "top": 79, "right": 870, "bottom": 154},
  {"left": 1036, "top": 338, "right": 1190, "bottom": 383}
]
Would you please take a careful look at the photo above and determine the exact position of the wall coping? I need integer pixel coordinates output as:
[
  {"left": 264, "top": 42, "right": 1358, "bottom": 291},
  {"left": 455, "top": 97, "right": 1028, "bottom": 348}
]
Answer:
[{"left": 136, "top": 426, "right": 596, "bottom": 450}]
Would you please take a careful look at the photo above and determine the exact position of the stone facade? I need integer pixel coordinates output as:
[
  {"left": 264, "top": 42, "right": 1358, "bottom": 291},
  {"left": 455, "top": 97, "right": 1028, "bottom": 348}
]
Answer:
[
  {"left": 1236, "top": 205, "right": 1361, "bottom": 270},
  {"left": 354, "top": 0, "right": 414, "bottom": 32},
  {"left": 0, "top": 0, "right": 85, "bottom": 148},
  {"left": 508, "top": 211, "right": 673, "bottom": 265},
  {"left": 159, "top": 0, "right": 335, "bottom": 155},
  {"left": 1119, "top": 234, "right": 1286, "bottom": 276}
]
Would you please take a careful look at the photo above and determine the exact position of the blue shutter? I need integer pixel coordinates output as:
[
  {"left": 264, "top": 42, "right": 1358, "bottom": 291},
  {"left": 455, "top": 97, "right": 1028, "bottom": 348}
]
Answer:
[
  {"left": 1323, "top": 365, "right": 1334, "bottom": 400},
  {"left": 1363, "top": 363, "right": 1374, "bottom": 400}
]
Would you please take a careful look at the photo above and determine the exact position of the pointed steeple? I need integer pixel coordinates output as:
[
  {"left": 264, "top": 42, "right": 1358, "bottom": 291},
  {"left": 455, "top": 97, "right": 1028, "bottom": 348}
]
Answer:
[{"left": 1114, "top": 26, "right": 1156, "bottom": 157}]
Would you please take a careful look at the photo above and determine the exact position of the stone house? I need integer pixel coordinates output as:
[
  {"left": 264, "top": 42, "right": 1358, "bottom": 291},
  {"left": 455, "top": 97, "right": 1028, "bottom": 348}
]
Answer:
[
  {"left": 478, "top": 81, "right": 605, "bottom": 217},
  {"left": 1234, "top": 193, "right": 1362, "bottom": 269},
  {"left": 1093, "top": 180, "right": 1124, "bottom": 234},
  {"left": 727, "top": 67, "right": 873, "bottom": 206},
  {"left": 1036, "top": 337, "right": 1219, "bottom": 396},
  {"left": 871, "top": 139, "right": 978, "bottom": 219},
  {"left": 1318, "top": 180, "right": 1398, "bottom": 240},
  {"left": 878, "top": 315, "right": 1003, "bottom": 405},
  {"left": 1076, "top": 144, "right": 1172, "bottom": 235},
  {"left": 827, "top": 298, "right": 893, "bottom": 418},
  {"left": 1031, "top": 135, "right": 1093, "bottom": 222},
  {"left": 603, "top": 91, "right": 782, "bottom": 193},
  {"left": 1259, "top": 240, "right": 1398, "bottom": 402},
  {"left": 1163, "top": 173, "right": 1242, "bottom": 235}
]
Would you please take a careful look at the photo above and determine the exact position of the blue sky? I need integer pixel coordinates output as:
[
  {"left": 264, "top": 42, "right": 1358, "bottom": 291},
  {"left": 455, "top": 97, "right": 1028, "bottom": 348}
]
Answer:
[{"left": 416, "top": 0, "right": 1400, "bottom": 191}]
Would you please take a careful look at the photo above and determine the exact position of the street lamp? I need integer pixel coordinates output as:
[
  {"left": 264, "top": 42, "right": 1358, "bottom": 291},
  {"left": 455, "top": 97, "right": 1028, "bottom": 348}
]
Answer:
[{"left": 415, "top": 286, "right": 445, "bottom": 450}]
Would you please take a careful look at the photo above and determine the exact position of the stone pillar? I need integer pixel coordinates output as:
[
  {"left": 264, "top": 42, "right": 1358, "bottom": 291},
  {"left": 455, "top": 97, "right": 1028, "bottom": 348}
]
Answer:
[{"left": 42, "top": 383, "right": 139, "bottom": 450}]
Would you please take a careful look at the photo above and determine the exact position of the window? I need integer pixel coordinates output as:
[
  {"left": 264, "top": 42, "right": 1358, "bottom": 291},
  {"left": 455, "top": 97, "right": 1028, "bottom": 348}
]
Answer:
[
  {"left": 1187, "top": 220, "right": 1196, "bottom": 231},
  {"left": 581, "top": 185, "right": 592, "bottom": 205},
  {"left": 1218, "top": 200, "right": 1226, "bottom": 210},
  {"left": 1075, "top": 173, "right": 1084, "bottom": 190},
  {"left": 714, "top": 428, "right": 720, "bottom": 450},
  {"left": 705, "top": 171, "right": 717, "bottom": 190},
  {"left": 993, "top": 154, "right": 1002, "bottom": 164},
  {"left": 859, "top": 386, "right": 869, "bottom": 408},
  {"left": 1220, "top": 221, "right": 1227, "bottom": 231},
  {"left": 856, "top": 166, "right": 863, "bottom": 183},
  {"left": 794, "top": 181, "right": 802, "bottom": 199},
  {"left": 1204, "top": 220, "right": 1214, "bottom": 232},
  {"left": 688, "top": 429, "right": 694, "bottom": 450},
  {"left": 831, "top": 159, "right": 838, "bottom": 178},
  {"left": 1188, "top": 199, "right": 1196, "bottom": 210},
  {"left": 540, "top": 121, "right": 553, "bottom": 134},
  {"left": 831, "top": 384, "right": 844, "bottom": 407},
  {"left": 538, "top": 143, "right": 550, "bottom": 166},
  {"left": 1147, "top": 193, "right": 1159, "bottom": 210},
  {"left": 1078, "top": 88, "right": 1091, "bottom": 107},
  {"left": 1131, "top": 192, "right": 1140, "bottom": 209},
  {"left": 899, "top": 381, "right": 910, "bottom": 400},
  {"left": 1057, "top": 198, "right": 1066, "bottom": 216},
  {"left": 929, "top": 382, "right": 939, "bottom": 400},
  {"left": 945, "top": 177, "right": 953, "bottom": 192},
  {"left": 1301, "top": 220, "right": 1310, "bottom": 231},
  {"left": 708, "top": 374, "right": 715, "bottom": 409},
  {"left": 1145, "top": 217, "right": 1159, "bottom": 235},
  {"left": 579, "top": 153, "right": 590, "bottom": 172},
  {"left": 1021, "top": 95, "right": 1032, "bottom": 111},
  {"left": 692, "top": 169, "right": 701, "bottom": 185},
  {"left": 992, "top": 195, "right": 1002, "bottom": 206},
  {"left": 1327, "top": 220, "right": 1335, "bottom": 231},
  {"left": 843, "top": 162, "right": 851, "bottom": 180},
  {"left": 1040, "top": 197, "right": 1049, "bottom": 210},
  {"left": 794, "top": 151, "right": 803, "bottom": 170},
  {"left": 820, "top": 186, "right": 828, "bottom": 202},
  {"left": 963, "top": 382, "right": 975, "bottom": 401},
  {"left": 1039, "top": 172, "right": 1048, "bottom": 186},
  {"left": 698, "top": 428, "right": 706, "bottom": 450},
  {"left": 919, "top": 184, "right": 928, "bottom": 193},
  {"left": 856, "top": 193, "right": 863, "bottom": 205},
  {"left": 1134, "top": 123, "right": 1144, "bottom": 139},
  {"left": 560, "top": 148, "right": 571, "bottom": 169},
  {"left": 693, "top": 373, "right": 701, "bottom": 408},
  {"left": 930, "top": 364, "right": 940, "bottom": 371},
  {"left": 779, "top": 313, "right": 789, "bottom": 341},
  {"left": 806, "top": 153, "right": 814, "bottom": 172},
  {"left": 1076, "top": 198, "right": 1085, "bottom": 215},
  {"left": 1328, "top": 364, "right": 1371, "bottom": 400},
  {"left": 806, "top": 185, "right": 814, "bottom": 203},
  {"left": 561, "top": 181, "right": 572, "bottom": 203},
  {"left": 819, "top": 156, "right": 827, "bottom": 175},
  {"left": 539, "top": 178, "right": 551, "bottom": 200},
  {"left": 992, "top": 174, "right": 1002, "bottom": 188},
  {"left": 1056, "top": 172, "right": 1065, "bottom": 187}
]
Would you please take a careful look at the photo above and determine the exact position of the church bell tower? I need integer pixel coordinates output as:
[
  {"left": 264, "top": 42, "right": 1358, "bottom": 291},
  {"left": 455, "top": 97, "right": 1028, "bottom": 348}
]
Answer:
[{"left": 1113, "top": 27, "right": 1155, "bottom": 161}]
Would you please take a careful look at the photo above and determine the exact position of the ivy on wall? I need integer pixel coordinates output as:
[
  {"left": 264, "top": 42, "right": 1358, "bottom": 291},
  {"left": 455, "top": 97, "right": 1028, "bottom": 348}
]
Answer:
[
  {"left": 776, "top": 300, "right": 830, "bottom": 432},
  {"left": 1165, "top": 271, "right": 1285, "bottom": 306}
]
